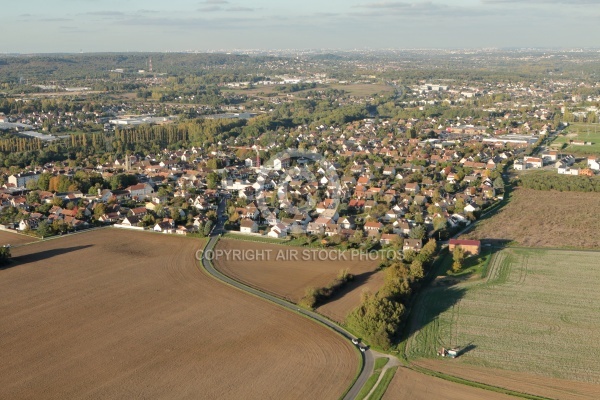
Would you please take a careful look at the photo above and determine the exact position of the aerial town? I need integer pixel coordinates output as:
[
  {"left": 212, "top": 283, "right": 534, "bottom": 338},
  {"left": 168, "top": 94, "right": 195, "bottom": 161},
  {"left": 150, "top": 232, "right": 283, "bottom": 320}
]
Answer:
[{"left": 1, "top": 49, "right": 600, "bottom": 400}]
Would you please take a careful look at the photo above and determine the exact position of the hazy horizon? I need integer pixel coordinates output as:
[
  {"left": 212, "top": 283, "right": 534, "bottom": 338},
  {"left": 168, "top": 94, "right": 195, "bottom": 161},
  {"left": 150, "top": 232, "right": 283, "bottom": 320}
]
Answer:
[{"left": 2, "top": 0, "right": 600, "bottom": 53}]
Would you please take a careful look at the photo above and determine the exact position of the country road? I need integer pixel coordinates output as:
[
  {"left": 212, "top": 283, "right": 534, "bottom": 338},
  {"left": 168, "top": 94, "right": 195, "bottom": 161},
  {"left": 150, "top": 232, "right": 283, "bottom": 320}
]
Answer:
[{"left": 198, "top": 197, "right": 375, "bottom": 400}]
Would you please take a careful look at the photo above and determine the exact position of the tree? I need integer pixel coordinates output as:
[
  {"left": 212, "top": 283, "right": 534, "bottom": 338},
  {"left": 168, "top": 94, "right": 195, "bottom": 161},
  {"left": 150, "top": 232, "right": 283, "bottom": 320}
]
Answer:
[
  {"left": 26, "top": 191, "right": 41, "bottom": 205},
  {"left": 433, "top": 216, "right": 447, "bottom": 231},
  {"left": 142, "top": 214, "right": 155, "bottom": 227},
  {"left": 0, "top": 246, "right": 11, "bottom": 265},
  {"left": 452, "top": 245, "right": 465, "bottom": 273},
  {"left": 36, "top": 220, "right": 53, "bottom": 238},
  {"left": 203, "top": 220, "right": 213, "bottom": 236},
  {"left": 493, "top": 176, "right": 504, "bottom": 190},
  {"left": 444, "top": 182, "right": 457, "bottom": 194},
  {"left": 409, "top": 225, "right": 426, "bottom": 240},
  {"left": 94, "top": 203, "right": 106, "bottom": 219},
  {"left": 206, "top": 172, "right": 220, "bottom": 189},
  {"left": 410, "top": 259, "right": 424, "bottom": 279}
]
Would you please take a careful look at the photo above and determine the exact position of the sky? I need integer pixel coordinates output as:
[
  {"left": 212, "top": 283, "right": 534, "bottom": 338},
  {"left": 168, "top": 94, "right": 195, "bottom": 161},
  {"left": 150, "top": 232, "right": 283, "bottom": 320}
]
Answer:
[{"left": 2, "top": 0, "right": 600, "bottom": 53}]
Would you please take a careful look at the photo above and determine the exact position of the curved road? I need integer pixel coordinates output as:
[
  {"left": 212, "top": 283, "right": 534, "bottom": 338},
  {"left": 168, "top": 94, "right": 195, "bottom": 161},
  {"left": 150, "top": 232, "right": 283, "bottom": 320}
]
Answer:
[{"left": 199, "top": 197, "right": 375, "bottom": 400}]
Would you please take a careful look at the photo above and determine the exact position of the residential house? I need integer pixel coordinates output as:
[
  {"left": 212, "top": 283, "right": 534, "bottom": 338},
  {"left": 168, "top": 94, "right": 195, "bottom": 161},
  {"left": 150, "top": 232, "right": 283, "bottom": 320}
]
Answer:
[
  {"left": 126, "top": 183, "right": 154, "bottom": 199},
  {"left": 364, "top": 221, "right": 383, "bottom": 232},
  {"left": 403, "top": 238, "right": 423, "bottom": 252},
  {"left": 240, "top": 219, "right": 258, "bottom": 234},
  {"left": 449, "top": 239, "right": 481, "bottom": 255}
]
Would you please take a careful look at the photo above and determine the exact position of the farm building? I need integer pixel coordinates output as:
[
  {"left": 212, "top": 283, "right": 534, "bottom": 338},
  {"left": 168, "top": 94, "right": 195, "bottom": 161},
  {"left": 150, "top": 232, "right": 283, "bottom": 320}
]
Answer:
[{"left": 449, "top": 239, "right": 481, "bottom": 255}]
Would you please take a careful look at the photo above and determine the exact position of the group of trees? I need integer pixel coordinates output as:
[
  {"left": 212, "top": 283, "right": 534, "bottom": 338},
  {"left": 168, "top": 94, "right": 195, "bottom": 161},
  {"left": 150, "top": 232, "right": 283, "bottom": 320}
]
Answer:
[
  {"left": 28, "top": 171, "right": 131, "bottom": 194},
  {"left": 519, "top": 171, "right": 600, "bottom": 192},
  {"left": 346, "top": 239, "right": 438, "bottom": 349},
  {"left": 299, "top": 269, "right": 354, "bottom": 309}
]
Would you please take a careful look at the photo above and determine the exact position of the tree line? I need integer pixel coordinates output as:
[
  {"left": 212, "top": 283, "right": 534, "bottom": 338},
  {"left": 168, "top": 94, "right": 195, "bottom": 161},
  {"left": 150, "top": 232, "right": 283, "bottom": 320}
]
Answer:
[
  {"left": 519, "top": 171, "right": 600, "bottom": 192},
  {"left": 346, "top": 239, "right": 438, "bottom": 350}
]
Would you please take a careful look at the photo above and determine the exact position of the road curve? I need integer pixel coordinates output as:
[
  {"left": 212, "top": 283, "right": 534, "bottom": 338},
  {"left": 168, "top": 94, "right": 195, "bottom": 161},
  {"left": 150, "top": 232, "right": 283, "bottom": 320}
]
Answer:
[{"left": 201, "top": 197, "right": 374, "bottom": 400}]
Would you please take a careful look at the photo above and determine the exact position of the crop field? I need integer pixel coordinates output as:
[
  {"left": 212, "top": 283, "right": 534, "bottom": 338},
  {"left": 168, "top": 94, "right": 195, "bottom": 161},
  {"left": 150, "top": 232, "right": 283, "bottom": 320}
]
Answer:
[
  {"left": 462, "top": 188, "right": 600, "bottom": 249},
  {"left": 222, "top": 83, "right": 393, "bottom": 98},
  {"left": 0, "top": 229, "right": 358, "bottom": 399},
  {"left": 213, "top": 239, "right": 382, "bottom": 323},
  {"left": 0, "top": 230, "right": 38, "bottom": 247},
  {"left": 552, "top": 123, "right": 600, "bottom": 155},
  {"left": 328, "top": 83, "right": 395, "bottom": 97},
  {"left": 406, "top": 247, "right": 600, "bottom": 398},
  {"left": 383, "top": 367, "right": 514, "bottom": 400}
]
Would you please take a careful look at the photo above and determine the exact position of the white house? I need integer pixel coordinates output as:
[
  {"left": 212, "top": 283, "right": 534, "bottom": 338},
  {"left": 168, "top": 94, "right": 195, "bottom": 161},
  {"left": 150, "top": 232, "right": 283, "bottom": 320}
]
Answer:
[
  {"left": 154, "top": 220, "right": 175, "bottom": 233},
  {"left": 523, "top": 156, "right": 543, "bottom": 169},
  {"left": 588, "top": 157, "right": 600, "bottom": 171},
  {"left": 273, "top": 156, "right": 291, "bottom": 170},
  {"left": 126, "top": 183, "right": 154, "bottom": 199},
  {"left": 267, "top": 223, "right": 288, "bottom": 238},
  {"left": 240, "top": 219, "right": 258, "bottom": 234}
]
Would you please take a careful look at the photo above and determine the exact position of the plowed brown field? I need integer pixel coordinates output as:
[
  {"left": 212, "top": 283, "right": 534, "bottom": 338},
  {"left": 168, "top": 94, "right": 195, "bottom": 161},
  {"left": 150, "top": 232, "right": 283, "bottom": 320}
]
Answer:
[
  {"left": 0, "top": 230, "right": 38, "bottom": 247},
  {"left": 414, "top": 359, "right": 600, "bottom": 400},
  {"left": 0, "top": 229, "right": 358, "bottom": 400},
  {"left": 382, "top": 367, "right": 514, "bottom": 400},
  {"left": 462, "top": 188, "right": 600, "bottom": 249},
  {"left": 213, "top": 239, "right": 382, "bottom": 322}
]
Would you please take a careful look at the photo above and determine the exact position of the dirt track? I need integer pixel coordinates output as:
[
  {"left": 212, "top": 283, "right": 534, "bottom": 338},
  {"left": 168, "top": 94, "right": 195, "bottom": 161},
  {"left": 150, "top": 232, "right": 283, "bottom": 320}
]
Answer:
[
  {"left": 383, "top": 367, "right": 514, "bottom": 400},
  {"left": 214, "top": 239, "right": 382, "bottom": 322},
  {"left": 0, "top": 229, "right": 357, "bottom": 400}
]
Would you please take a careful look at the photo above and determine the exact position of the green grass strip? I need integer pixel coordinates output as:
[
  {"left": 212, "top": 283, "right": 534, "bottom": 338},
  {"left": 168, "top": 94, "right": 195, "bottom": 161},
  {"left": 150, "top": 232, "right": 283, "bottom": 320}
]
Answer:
[
  {"left": 369, "top": 366, "right": 398, "bottom": 400},
  {"left": 374, "top": 357, "right": 389, "bottom": 371},
  {"left": 355, "top": 373, "right": 381, "bottom": 400}
]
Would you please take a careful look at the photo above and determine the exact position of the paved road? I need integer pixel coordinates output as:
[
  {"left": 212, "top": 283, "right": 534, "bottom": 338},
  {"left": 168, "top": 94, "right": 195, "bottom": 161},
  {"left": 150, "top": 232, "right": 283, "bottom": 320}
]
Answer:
[{"left": 200, "top": 196, "right": 374, "bottom": 400}]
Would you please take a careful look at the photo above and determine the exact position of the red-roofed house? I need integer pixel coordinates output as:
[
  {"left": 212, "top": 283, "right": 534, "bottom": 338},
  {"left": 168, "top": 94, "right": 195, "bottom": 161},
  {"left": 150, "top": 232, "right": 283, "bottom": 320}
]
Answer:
[{"left": 448, "top": 239, "right": 481, "bottom": 255}]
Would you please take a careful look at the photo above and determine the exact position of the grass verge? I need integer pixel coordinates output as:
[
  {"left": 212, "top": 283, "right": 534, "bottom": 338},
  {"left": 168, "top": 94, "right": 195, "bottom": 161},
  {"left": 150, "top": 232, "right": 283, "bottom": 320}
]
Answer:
[
  {"left": 355, "top": 358, "right": 389, "bottom": 400},
  {"left": 369, "top": 366, "right": 398, "bottom": 400}
]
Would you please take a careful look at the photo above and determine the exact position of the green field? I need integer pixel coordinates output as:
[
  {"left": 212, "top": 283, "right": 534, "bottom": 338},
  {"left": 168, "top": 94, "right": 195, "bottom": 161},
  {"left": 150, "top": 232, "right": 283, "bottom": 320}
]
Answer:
[
  {"left": 407, "top": 248, "right": 600, "bottom": 384},
  {"left": 552, "top": 123, "right": 600, "bottom": 155}
]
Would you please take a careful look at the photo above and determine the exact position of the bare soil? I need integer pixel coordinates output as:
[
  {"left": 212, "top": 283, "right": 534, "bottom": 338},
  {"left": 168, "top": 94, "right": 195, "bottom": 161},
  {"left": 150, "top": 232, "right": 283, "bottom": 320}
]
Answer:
[
  {"left": 414, "top": 359, "right": 600, "bottom": 400},
  {"left": 214, "top": 239, "right": 382, "bottom": 322},
  {"left": 0, "top": 229, "right": 357, "bottom": 400},
  {"left": 462, "top": 188, "right": 600, "bottom": 249},
  {"left": 383, "top": 367, "right": 514, "bottom": 400},
  {"left": 317, "top": 270, "right": 385, "bottom": 323},
  {"left": 0, "top": 230, "right": 38, "bottom": 247}
]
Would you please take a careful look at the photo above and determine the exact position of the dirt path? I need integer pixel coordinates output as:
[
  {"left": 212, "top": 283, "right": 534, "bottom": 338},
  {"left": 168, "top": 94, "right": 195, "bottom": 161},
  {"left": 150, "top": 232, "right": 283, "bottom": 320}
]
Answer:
[{"left": 364, "top": 352, "right": 401, "bottom": 399}]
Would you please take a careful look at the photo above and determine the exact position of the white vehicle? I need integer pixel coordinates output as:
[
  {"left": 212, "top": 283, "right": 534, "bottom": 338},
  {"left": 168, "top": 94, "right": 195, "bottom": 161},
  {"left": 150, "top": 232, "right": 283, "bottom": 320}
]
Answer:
[
  {"left": 351, "top": 338, "right": 359, "bottom": 345},
  {"left": 359, "top": 346, "right": 366, "bottom": 353}
]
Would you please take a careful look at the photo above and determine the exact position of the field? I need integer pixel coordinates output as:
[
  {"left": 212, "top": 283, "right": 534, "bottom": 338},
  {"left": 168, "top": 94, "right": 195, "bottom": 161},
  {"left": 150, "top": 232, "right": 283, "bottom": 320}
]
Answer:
[
  {"left": 552, "top": 123, "right": 600, "bottom": 155},
  {"left": 383, "top": 367, "right": 514, "bottom": 400},
  {"left": 222, "top": 83, "right": 393, "bottom": 99},
  {"left": 406, "top": 247, "right": 600, "bottom": 398},
  {"left": 213, "top": 239, "right": 383, "bottom": 323},
  {"left": 462, "top": 188, "right": 600, "bottom": 249},
  {"left": 0, "top": 229, "right": 358, "bottom": 399},
  {"left": 328, "top": 83, "right": 395, "bottom": 97},
  {"left": 0, "top": 229, "right": 38, "bottom": 247}
]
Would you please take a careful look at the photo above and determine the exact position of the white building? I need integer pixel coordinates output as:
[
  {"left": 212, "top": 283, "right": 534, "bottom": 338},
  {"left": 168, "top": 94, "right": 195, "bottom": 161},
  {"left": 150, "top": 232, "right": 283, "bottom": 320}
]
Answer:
[{"left": 8, "top": 172, "right": 41, "bottom": 188}]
